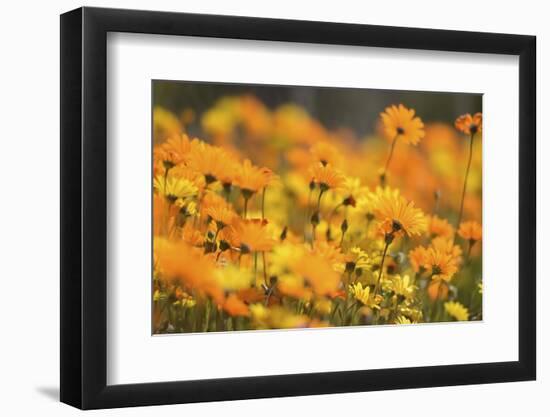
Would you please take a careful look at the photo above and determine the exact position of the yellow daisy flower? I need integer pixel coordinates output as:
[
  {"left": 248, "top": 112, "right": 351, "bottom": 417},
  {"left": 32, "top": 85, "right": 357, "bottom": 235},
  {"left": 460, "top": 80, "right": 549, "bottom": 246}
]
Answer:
[
  {"left": 380, "top": 104, "right": 425, "bottom": 145},
  {"left": 444, "top": 301, "right": 469, "bottom": 321}
]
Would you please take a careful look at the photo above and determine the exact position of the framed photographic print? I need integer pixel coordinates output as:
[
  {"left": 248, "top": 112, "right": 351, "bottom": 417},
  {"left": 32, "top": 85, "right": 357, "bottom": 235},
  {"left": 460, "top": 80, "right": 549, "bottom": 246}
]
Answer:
[{"left": 60, "top": 6, "right": 536, "bottom": 409}]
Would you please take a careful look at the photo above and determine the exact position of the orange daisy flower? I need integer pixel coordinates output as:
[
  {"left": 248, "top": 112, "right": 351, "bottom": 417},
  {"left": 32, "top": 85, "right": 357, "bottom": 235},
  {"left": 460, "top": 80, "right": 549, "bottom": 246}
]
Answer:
[
  {"left": 205, "top": 205, "right": 237, "bottom": 229},
  {"left": 153, "top": 134, "right": 191, "bottom": 175},
  {"left": 153, "top": 134, "right": 192, "bottom": 176},
  {"left": 188, "top": 141, "right": 233, "bottom": 185},
  {"left": 422, "top": 247, "right": 459, "bottom": 282},
  {"left": 409, "top": 245, "right": 429, "bottom": 273},
  {"left": 291, "top": 253, "right": 340, "bottom": 296},
  {"left": 169, "top": 163, "right": 206, "bottom": 191},
  {"left": 154, "top": 238, "right": 223, "bottom": 303},
  {"left": 201, "top": 191, "right": 230, "bottom": 210},
  {"left": 427, "top": 215, "right": 454, "bottom": 239},
  {"left": 309, "top": 163, "right": 346, "bottom": 191},
  {"left": 431, "top": 236, "right": 463, "bottom": 261},
  {"left": 234, "top": 159, "right": 274, "bottom": 194},
  {"left": 180, "top": 222, "right": 204, "bottom": 247},
  {"left": 310, "top": 141, "right": 342, "bottom": 167},
  {"left": 162, "top": 134, "right": 191, "bottom": 162},
  {"left": 458, "top": 220, "right": 482, "bottom": 242},
  {"left": 223, "top": 294, "right": 250, "bottom": 317},
  {"left": 310, "top": 241, "right": 347, "bottom": 265},
  {"left": 228, "top": 218, "right": 276, "bottom": 253},
  {"left": 153, "top": 147, "right": 178, "bottom": 172},
  {"left": 373, "top": 190, "right": 427, "bottom": 238},
  {"left": 455, "top": 112, "right": 482, "bottom": 136},
  {"left": 380, "top": 104, "right": 425, "bottom": 145}
]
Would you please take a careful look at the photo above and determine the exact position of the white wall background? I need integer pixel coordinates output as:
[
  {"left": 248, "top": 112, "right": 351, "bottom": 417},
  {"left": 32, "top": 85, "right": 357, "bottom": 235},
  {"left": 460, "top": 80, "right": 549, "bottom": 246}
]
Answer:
[{"left": 0, "top": 0, "right": 545, "bottom": 415}]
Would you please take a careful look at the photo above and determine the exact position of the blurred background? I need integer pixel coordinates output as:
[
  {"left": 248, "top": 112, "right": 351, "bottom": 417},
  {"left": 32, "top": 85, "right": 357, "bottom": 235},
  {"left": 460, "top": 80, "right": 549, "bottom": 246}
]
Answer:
[{"left": 153, "top": 80, "right": 481, "bottom": 139}]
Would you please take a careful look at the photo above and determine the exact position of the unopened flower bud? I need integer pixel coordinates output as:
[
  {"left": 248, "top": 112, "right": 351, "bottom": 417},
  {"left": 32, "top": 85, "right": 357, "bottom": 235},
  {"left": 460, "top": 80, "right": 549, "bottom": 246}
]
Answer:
[
  {"left": 340, "top": 219, "right": 349, "bottom": 233},
  {"left": 310, "top": 211, "right": 320, "bottom": 226}
]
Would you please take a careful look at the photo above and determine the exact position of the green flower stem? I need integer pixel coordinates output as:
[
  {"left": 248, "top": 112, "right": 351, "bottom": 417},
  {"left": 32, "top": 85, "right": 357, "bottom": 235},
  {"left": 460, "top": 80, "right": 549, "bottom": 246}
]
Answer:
[
  {"left": 455, "top": 132, "right": 475, "bottom": 243},
  {"left": 339, "top": 222, "right": 348, "bottom": 248},
  {"left": 374, "top": 238, "right": 391, "bottom": 297},
  {"left": 254, "top": 252, "right": 258, "bottom": 282},
  {"left": 381, "top": 133, "right": 399, "bottom": 186},
  {"left": 262, "top": 251, "right": 268, "bottom": 287},
  {"left": 264, "top": 285, "right": 274, "bottom": 307},
  {"left": 243, "top": 196, "right": 249, "bottom": 219},
  {"left": 304, "top": 187, "right": 313, "bottom": 241},
  {"left": 311, "top": 188, "right": 326, "bottom": 246},
  {"left": 316, "top": 187, "right": 326, "bottom": 211},
  {"left": 430, "top": 280, "right": 445, "bottom": 322}
]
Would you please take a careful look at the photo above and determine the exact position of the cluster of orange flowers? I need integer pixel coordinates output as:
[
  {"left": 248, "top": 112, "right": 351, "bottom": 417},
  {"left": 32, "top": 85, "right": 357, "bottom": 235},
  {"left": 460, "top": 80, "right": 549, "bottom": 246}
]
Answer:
[{"left": 153, "top": 95, "right": 482, "bottom": 333}]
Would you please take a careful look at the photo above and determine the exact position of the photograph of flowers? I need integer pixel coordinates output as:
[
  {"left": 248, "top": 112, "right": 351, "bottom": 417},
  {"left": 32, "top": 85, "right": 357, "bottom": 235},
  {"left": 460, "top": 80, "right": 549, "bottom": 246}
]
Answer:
[{"left": 152, "top": 80, "right": 482, "bottom": 334}]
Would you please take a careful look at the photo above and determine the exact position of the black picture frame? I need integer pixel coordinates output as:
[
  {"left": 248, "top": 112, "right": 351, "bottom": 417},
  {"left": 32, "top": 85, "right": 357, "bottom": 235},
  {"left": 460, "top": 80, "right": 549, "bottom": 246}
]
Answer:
[{"left": 60, "top": 6, "right": 536, "bottom": 410}]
